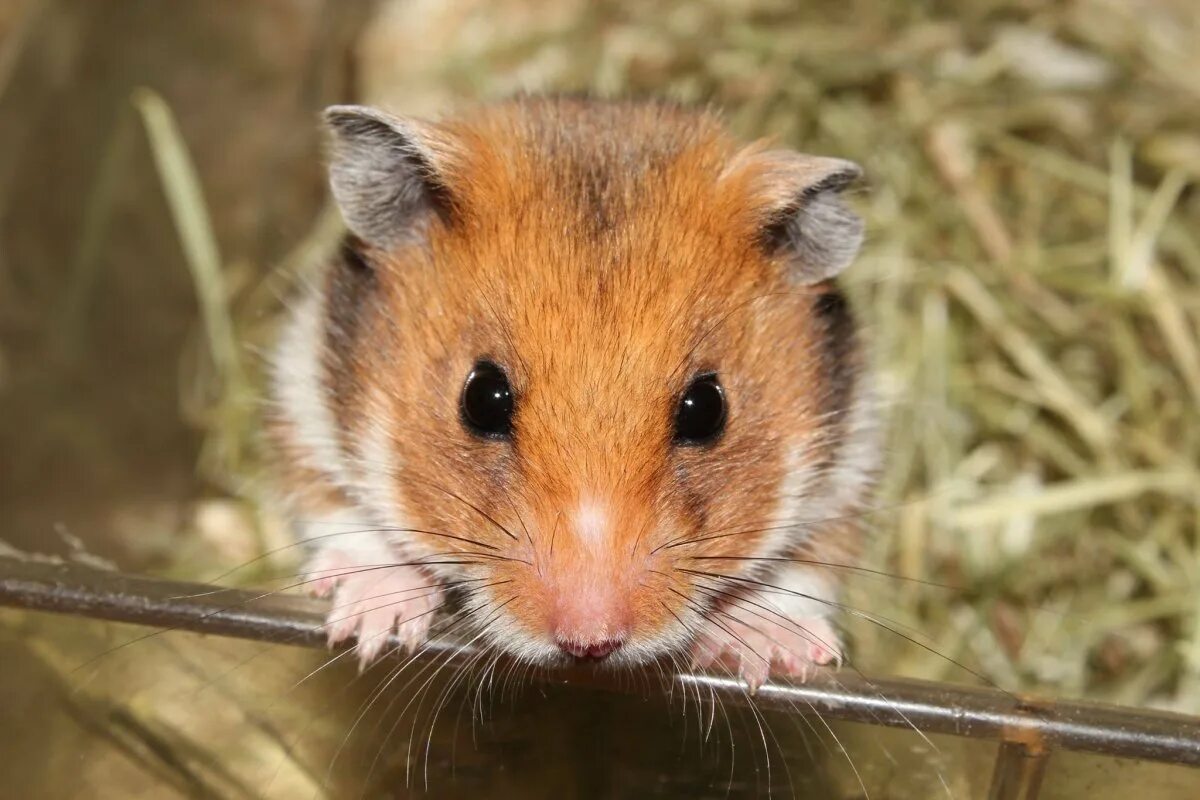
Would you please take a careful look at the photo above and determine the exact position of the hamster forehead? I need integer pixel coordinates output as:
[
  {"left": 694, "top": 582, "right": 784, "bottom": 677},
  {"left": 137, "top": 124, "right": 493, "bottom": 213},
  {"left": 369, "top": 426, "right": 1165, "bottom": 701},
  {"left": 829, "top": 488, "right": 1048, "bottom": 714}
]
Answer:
[{"left": 408, "top": 105, "right": 782, "bottom": 384}]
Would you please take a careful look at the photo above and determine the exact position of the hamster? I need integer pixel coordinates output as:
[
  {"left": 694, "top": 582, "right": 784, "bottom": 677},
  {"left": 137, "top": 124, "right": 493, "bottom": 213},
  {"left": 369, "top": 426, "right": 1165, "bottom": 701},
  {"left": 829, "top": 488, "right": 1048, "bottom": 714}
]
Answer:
[{"left": 269, "top": 96, "right": 877, "bottom": 689}]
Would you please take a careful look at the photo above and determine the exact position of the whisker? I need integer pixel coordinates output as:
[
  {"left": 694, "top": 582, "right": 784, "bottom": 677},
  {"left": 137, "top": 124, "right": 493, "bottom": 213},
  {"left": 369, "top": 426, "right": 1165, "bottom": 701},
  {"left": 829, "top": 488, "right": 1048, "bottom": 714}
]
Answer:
[
  {"left": 327, "top": 608, "right": 481, "bottom": 792},
  {"left": 699, "top": 602, "right": 871, "bottom": 798},
  {"left": 684, "top": 568, "right": 928, "bottom": 641},
  {"left": 655, "top": 497, "right": 927, "bottom": 553},
  {"left": 687, "top": 568, "right": 1011, "bottom": 695},
  {"left": 548, "top": 512, "right": 561, "bottom": 561},
  {"left": 263, "top": 605, "right": 482, "bottom": 797},
  {"left": 170, "top": 547, "right": 505, "bottom": 601},
  {"left": 188, "top": 577, "right": 491, "bottom": 709},
  {"left": 419, "top": 482, "right": 520, "bottom": 542},
  {"left": 418, "top": 629, "right": 501, "bottom": 790},
  {"left": 67, "top": 555, "right": 498, "bottom": 681},
  {"left": 384, "top": 597, "right": 518, "bottom": 789},
  {"left": 684, "top": 554, "right": 959, "bottom": 591},
  {"left": 690, "top": 582, "right": 835, "bottom": 657},
  {"left": 506, "top": 494, "right": 536, "bottom": 555},
  {"left": 181, "top": 522, "right": 503, "bottom": 591},
  {"left": 676, "top": 568, "right": 959, "bottom": 784}
]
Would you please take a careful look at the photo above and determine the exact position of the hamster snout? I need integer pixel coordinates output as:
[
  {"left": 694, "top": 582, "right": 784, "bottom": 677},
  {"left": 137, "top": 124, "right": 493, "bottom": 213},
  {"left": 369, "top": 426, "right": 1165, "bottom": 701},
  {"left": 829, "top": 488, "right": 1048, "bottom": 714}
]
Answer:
[
  {"left": 547, "top": 566, "right": 631, "bottom": 661},
  {"left": 271, "top": 97, "right": 878, "bottom": 688},
  {"left": 559, "top": 639, "right": 624, "bottom": 661}
]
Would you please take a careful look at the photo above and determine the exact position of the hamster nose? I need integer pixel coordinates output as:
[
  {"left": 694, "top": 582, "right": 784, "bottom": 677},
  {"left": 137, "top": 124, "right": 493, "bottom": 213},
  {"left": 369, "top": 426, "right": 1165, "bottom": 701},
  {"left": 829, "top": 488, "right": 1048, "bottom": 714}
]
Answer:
[{"left": 556, "top": 637, "right": 625, "bottom": 661}]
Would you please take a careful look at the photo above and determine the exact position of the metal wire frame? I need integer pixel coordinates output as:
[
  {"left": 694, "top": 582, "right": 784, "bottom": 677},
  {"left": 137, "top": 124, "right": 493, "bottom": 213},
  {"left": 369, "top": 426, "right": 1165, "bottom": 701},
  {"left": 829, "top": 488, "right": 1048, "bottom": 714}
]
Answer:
[{"left": 2, "top": 555, "right": 1198, "bottom": 799}]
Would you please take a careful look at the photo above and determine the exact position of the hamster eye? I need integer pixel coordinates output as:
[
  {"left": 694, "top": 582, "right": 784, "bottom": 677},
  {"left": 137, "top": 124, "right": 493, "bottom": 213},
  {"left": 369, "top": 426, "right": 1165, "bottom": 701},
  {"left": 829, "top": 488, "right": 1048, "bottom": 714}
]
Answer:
[
  {"left": 461, "top": 361, "right": 514, "bottom": 439},
  {"left": 674, "top": 374, "right": 727, "bottom": 445}
]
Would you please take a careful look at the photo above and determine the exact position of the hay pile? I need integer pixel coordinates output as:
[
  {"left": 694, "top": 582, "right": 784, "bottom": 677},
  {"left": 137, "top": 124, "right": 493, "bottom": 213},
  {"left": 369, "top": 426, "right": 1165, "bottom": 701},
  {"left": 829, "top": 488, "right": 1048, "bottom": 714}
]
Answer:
[{"left": 343, "top": 0, "right": 1200, "bottom": 710}]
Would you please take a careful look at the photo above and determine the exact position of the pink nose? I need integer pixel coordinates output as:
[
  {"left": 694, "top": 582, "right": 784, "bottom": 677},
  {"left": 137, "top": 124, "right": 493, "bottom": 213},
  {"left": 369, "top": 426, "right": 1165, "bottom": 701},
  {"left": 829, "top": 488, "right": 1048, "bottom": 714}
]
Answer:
[{"left": 557, "top": 637, "right": 624, "bottom": 661}]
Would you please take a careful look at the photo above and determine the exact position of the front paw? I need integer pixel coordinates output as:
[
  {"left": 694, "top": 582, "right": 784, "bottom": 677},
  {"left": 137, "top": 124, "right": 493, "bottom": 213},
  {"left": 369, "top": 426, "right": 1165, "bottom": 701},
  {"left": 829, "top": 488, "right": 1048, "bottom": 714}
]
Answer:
[
  {"left": 303, "top": 551, "right": 442, "bottom": 669},
  {"left": 691, "top": 611, "right": 842, "bottom": 691}
]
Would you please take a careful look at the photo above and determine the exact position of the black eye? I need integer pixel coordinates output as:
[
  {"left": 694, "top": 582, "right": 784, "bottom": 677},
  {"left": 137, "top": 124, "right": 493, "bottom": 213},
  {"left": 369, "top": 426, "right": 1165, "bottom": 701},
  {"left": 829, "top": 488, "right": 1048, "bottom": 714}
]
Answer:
[
  {"left": 461, "top": 361, "right": 515, "bottom": 438},
  {"left": 674, "top": 374, "right": 727, "bottom": 445}
]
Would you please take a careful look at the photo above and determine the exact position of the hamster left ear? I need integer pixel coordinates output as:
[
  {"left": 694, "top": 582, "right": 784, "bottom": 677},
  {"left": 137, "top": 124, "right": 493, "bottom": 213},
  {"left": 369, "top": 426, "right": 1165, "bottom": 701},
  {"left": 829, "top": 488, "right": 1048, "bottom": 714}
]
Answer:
[
  {"left": 743, "top": 152, "right": 864, "bottom": 285},
  {"left": 322, "top": 105, "right": 453, "bottom": 247}
]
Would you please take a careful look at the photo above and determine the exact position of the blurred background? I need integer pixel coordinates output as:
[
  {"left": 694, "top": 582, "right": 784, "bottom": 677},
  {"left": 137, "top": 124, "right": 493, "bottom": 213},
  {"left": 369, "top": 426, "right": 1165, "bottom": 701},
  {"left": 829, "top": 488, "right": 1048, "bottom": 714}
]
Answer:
[{"left": 1, "top": 0, "right": 1198, "bottom": 797}]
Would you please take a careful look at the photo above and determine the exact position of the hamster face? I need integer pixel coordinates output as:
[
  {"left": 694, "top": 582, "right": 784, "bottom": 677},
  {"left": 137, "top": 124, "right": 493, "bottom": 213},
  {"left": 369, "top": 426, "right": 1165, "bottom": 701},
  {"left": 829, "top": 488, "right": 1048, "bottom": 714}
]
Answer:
[{"left": 274, "top": 98, "right": 875, "bottom": 676}]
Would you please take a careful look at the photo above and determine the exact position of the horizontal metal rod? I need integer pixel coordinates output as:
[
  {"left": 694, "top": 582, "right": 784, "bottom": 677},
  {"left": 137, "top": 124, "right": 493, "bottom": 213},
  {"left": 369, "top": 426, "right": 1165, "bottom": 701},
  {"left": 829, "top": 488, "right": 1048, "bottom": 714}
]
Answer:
[{"left": 2, "top": 555, "right": 1199, "bottom": 767}]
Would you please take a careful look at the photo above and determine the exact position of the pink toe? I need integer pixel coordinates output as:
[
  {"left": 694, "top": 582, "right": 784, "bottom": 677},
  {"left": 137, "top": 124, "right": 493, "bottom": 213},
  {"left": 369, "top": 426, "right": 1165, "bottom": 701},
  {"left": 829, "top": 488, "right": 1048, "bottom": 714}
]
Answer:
[
  {"left": 308, "top": 575, "right": 337, "bottom": 598},
  {"left": 355, "top": 628, "right": 392, "bottom": 667},
  {"left": 325, "top": 613, "right": 357, "bottom": 646},
  {"left": 739, "top": 659, "right": 770, "bottom": 692},
  {"left": 809, "top": 643, "right": 835, "bottom": 666}
]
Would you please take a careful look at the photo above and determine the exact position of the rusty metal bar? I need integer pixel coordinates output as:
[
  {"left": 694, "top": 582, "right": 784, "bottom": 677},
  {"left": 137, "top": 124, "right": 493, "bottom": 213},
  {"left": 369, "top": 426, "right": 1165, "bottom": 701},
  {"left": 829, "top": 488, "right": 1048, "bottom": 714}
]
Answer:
[{"left": 3, "top": 555, "right": 1200, "bottom": 771}]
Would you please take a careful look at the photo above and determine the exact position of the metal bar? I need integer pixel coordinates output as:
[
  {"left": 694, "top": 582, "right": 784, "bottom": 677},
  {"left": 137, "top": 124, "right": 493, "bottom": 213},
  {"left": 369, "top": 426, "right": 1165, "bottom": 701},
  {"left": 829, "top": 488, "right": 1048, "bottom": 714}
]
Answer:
[
  {"left": 3, "top": 555, "right": 1200, "bottom": 768},
  {"left": 987, "top": 741, "right": 1049, "bottom": 800}
]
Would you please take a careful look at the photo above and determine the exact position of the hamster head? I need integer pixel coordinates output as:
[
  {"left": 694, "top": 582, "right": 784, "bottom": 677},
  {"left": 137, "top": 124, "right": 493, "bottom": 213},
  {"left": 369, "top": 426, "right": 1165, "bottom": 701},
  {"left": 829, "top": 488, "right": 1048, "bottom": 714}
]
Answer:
[{"left": 287, "top": 98, "right": 874, "bottom": 668}]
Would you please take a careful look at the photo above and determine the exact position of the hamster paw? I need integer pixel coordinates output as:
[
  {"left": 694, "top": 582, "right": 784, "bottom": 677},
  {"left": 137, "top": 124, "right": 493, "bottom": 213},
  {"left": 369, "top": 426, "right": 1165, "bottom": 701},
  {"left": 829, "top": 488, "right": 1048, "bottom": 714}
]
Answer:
[
  {"left": 303, "top": 550, "right": 442, "bottom": 669},
  {"left": 691, "top": 612, "right": 842, "bottom": 691}
]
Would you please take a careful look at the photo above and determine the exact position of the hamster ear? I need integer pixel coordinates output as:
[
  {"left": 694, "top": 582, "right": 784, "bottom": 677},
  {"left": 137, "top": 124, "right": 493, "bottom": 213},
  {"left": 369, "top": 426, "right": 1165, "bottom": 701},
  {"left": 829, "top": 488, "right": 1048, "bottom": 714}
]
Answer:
[
  {"left": 747, "top": 152, "right": 864, "bottom": 285},
  {"left": 323, "top": 105, "right": 452, "bottom": 246}
]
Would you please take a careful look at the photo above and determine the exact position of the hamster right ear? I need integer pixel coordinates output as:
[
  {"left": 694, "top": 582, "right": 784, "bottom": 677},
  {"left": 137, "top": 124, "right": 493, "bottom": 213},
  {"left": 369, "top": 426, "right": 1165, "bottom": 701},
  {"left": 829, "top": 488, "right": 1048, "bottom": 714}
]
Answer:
[
  {"left": 734, "top": 149, "right": 864, "bottom": 285},
  {"left": 323, "top": 105, "right": 453, "bottom": 246}
]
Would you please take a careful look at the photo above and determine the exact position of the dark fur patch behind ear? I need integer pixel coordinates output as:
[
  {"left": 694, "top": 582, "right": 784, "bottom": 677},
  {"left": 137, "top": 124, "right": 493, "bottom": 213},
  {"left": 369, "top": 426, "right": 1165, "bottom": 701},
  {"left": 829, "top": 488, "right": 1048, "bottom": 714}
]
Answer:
[
  {"left": 322, "top": 236, "right": 377, "bottom": 439},
  {"left": 324, "top": 236, "right": 376, "bottom": 371},
  {"left": 811, "top": 287, "right": 857, "bottom": 420},
  {"left": 761, "top": 165, "right": 864, "bottom": 285},
  {"left": 324, "top": 105, "right": 452, "bottom": 247}
]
